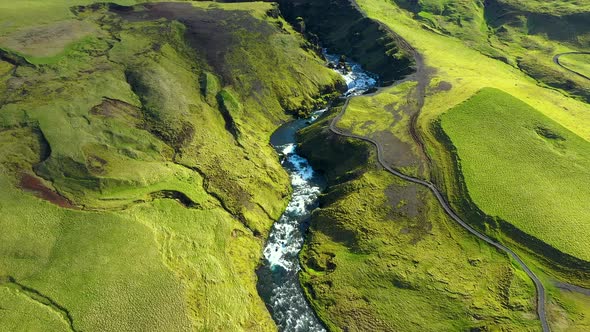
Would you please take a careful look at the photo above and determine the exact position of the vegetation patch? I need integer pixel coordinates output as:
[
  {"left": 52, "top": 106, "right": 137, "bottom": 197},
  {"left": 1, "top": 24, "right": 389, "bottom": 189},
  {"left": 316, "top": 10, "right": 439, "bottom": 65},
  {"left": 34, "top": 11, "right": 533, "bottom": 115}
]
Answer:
[
  {"left": 439, "top": 88, "right": 590, "bottom": 263},
  {"left": 0, "top": 20, "right": 99, "bottom": 59}
]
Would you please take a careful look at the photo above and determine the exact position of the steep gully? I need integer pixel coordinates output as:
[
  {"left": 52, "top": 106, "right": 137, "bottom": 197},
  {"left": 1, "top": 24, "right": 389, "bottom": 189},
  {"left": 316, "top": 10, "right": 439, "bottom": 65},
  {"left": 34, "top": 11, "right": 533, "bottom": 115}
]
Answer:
[
  {"left": 257, "top": 54, "right": 377, "bottom": 332},
  {"left": 329, "top": 2, "right": 550, "bottom": 331}
]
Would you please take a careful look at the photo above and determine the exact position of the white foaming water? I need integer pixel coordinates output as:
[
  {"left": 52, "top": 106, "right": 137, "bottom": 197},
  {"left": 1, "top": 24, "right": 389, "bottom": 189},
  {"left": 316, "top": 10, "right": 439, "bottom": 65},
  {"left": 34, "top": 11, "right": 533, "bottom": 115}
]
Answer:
[
  {"left": 263, "top": 143, "right": 321, "bottom": 271},
  {"left": 324, "top": 50, "right": 377, "bottom": 97},
  {"left": 260, "top": 52, "right": 377, "bottom": 332}
]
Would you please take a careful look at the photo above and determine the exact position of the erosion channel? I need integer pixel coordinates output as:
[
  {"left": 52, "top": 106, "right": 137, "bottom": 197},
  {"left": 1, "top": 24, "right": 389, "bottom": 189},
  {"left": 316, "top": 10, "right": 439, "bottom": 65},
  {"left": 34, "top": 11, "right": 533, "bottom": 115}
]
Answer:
[{"left": 256, "top": 53, "right": 377, "bottom": 331}]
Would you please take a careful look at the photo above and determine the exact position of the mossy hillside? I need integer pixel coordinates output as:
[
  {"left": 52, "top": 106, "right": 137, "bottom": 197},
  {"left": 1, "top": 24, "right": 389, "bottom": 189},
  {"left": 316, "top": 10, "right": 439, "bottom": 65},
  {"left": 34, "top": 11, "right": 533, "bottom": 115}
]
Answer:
[
  {"left": 108, "top": 1, "right": 344, "bottom": 233},
  {"left": 439, "top": 88, "right": 590, "bottom": 264},
  {"left": 297, "top": 118, "right": 540, "bottom": 331},
  {"left": 297, "top": 105, "right": 372, "bottom": 184},
  {"left": 0, "top": 126, "right": 272, "bottom": 332},
  {"left": 336, "top": 81, "right": 429, "bottom": 178},
  {"left": 0, "top": 1, "right": 345, "bottom": 231},
  {"left": 0, "top": 1, "right": 344, "bottom": 330}
]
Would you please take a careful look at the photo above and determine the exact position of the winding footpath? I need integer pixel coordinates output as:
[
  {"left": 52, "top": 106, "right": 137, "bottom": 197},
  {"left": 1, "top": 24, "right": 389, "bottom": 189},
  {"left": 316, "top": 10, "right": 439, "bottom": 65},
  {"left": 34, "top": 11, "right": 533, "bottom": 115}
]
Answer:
[
  {"left": 332, "top": 2, "right": 550, "bottom": 330},
  {"left": 553, "top": 52, "right": 590, "bottom": 81}
]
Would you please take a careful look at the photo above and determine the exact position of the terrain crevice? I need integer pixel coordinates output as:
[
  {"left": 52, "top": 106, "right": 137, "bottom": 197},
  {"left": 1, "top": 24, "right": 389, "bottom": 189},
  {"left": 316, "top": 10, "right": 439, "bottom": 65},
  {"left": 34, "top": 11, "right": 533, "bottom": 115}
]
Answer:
[
  {"left": 148, "top": 190, "right": 201, "bottom": 209},
  {"left": 182, "top": 164, "right": 259, "bottom": 236},
  {"left": 0, "top": 48, "right": 33, "bottom": 67},
  {"left": 3, "top": 277, "right": 77, "bottom": 332}
]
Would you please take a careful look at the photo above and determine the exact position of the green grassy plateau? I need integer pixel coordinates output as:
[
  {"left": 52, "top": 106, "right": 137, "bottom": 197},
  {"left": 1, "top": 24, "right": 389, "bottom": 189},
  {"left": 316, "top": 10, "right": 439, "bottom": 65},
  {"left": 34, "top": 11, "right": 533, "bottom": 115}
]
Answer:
[
  {"left": 439, "top": 88, "right": 590, "bottom": 263},
  {"left": 0, "top": 1, "right": 344, "bottom": 330}
]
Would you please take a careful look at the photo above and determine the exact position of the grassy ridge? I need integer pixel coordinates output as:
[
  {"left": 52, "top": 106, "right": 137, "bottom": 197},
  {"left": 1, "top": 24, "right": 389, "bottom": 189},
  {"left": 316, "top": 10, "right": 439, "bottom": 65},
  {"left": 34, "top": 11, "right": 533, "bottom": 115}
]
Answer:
[
  {"left": 440, "top": 88, "right": 590, "bottom": 262},
  {"left": 0, "top": 1, "right": 344, "bottom": 330}
]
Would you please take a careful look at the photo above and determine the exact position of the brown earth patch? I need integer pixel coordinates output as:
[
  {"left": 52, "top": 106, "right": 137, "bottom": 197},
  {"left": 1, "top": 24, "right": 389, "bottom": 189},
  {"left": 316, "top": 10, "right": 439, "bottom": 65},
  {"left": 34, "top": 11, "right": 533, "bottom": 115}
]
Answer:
[
  {"left": 384, "top": 182, "right": 432, "bottom": 243},
  {"left": 434, "top": 81, "right": 452, "bottom": 92},
  {"left": 19, "top": 173, "right": 76, "bottom": 209},
  {"left": 372, "top": 130, "right": 418, "bottom": 169},
  {"left": 385, "top": 182, "right": 421, "bottom": 219},
  {"left": 90, "top": 97, "right": 142, "bottom": 126}
]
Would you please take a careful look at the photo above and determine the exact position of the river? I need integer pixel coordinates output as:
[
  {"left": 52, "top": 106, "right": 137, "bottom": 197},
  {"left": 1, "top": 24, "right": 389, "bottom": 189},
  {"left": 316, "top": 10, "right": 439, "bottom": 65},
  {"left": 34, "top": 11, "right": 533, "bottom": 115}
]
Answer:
[{"left": 256, "top": 52, "right": 377, "bottom": 331}]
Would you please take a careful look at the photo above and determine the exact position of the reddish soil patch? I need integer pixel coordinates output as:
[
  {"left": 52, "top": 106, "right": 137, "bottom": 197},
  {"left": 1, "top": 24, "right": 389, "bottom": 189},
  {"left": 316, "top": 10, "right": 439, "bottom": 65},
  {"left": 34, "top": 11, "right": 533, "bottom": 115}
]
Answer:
[
  {"left": 19, "top": 173, "right": 76, "bottom": 209},
  {"left": 90, "top": 97, "right": 141, "bottom": 120}
]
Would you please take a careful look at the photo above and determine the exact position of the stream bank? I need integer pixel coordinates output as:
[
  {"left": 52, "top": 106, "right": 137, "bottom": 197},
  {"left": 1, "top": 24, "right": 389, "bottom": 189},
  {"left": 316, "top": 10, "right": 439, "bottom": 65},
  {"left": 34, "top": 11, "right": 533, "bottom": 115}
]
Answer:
[{"left": 256, "top": 53, "right": 376, "bottom": 331}]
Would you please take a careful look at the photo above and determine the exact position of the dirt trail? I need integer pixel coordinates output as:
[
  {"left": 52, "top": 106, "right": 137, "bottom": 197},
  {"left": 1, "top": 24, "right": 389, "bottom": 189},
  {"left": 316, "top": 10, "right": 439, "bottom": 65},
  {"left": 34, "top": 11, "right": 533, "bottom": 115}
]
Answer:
[
  {"left": 554, "top": 281, "right": 590, "bottom": 296},
  {"left": 329, "top": 1, "right": 550, "bottom": 331},
  {"left": 348, "top": 0, "right": 432, "bottom": 171}
]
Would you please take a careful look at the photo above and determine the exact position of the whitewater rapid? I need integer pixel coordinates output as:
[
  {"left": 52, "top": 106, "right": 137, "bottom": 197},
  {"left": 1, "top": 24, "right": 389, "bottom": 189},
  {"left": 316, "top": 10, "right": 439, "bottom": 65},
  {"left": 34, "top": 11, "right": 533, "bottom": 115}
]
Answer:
[{"left": 257, "top": 52, "right": 376, "bottom": 332}]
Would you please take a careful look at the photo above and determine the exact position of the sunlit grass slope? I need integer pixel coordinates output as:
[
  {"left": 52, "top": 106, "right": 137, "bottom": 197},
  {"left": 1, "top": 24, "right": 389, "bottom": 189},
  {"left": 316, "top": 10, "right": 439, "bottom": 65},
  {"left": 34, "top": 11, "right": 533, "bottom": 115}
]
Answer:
[
  {"left": 391, "top": 0, "right": 590, "bottom": 102},
  {"left": 440, "top": 88, "right": 590, "bottom": 262},
  {"left": 356, "top": 0, "right": 590, "bottom": 261},
  {"left": 0, "top": 0, "right": 144, "bottom": 35},
  {"left": 0, "top": 1, "right": 344, "bottom": 330}
]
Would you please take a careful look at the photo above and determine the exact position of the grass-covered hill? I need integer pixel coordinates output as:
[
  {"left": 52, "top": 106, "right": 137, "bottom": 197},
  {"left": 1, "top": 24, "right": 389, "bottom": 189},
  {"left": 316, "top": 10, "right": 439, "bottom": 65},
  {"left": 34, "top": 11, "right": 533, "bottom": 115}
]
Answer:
[
  {"left": 0, "top": 1, "right": 344, "bottom": 330},
  {"left": 439, "top": 88, "right": 590, "bottom": 266}
]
